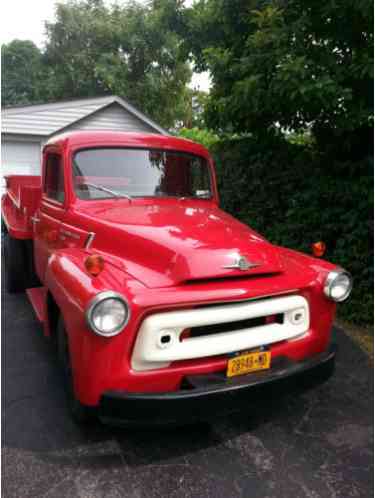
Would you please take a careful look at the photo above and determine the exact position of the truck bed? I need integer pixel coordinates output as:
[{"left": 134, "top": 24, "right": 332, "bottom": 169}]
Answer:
[{"left": 2, "top": 175, "right": 41, "bottom": 239}]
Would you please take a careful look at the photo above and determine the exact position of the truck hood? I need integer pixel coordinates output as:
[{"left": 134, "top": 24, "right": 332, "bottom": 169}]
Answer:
[{"left": 78, "top": 201, "right": 284, "bottom": 288}]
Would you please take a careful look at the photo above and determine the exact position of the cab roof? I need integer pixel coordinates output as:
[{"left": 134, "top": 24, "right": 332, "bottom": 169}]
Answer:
[{"left": 45, "top": 131, "right": 210, "bottom": 159}]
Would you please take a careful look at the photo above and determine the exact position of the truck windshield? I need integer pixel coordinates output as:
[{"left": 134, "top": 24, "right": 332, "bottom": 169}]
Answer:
[{"left": 73, "top": 148, "right": 212, "bottom": 200}]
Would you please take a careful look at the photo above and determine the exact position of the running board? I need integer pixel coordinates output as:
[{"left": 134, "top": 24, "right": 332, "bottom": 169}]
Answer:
[{"left": 26, "top": 287, "right": 46, "bottom": 323}]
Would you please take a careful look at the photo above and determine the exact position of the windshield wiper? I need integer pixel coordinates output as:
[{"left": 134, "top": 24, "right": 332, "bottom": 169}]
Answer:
[{"left": 82, "top": 182, "right": 132, "bottom": 201}]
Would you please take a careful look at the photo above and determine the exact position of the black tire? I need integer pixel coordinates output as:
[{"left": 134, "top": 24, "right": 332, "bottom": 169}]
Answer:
[
  {"left": 4, "top": 234, "right": 27, "bottom": 293},
  {"left": 57, "top": 317, "right": 94, "bottom": 423},
  {"left": 1, "top": 218, "right": 7, "bottom": 235},
  {"left": 24, "top": 239, "right": 41, "bottom": 288}
]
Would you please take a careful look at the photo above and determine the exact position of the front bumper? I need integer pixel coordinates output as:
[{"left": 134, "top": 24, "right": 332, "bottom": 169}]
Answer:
[{"left": 98, "top": 343, "right": 336, "bottom": 426}]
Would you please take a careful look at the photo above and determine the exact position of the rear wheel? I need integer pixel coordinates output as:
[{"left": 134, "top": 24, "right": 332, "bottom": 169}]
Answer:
[
  {"left": 4, "top": 234, "right": 27, "bottom": 293},
  {"left": 24, "top": 239, "right": 41, "bottom": 288},
  {"left": 57, "top": 317, "right": 94, "bottom": 423}
]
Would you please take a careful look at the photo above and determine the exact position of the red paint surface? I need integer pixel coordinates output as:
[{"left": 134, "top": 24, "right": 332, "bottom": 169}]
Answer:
[
  {"left": 2, "top": 131, "right": 339, "bottom": 406},
  {"left": 26, "top": 287, "right": 47, "bottom": 323}
]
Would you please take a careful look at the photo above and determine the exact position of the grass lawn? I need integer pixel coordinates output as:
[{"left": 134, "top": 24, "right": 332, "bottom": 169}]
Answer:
[{"left": 336, "top": 318, "right": 374, "bottom": 362}]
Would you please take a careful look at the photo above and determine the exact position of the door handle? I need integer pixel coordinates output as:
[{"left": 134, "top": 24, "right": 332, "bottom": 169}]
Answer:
[{"left": 31, "top": 216, "right": 40, "bottom": 224}]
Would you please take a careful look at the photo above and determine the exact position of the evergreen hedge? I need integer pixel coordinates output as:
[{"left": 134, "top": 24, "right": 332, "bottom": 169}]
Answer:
[{"left": 212, "top": 135, "right": 373, "bottom": 326}]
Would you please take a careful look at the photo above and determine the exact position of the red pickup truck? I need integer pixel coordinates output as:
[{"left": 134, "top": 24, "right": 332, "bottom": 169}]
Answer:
[{"left": 2, "top": 131, "right": 352, "bottom": 425}]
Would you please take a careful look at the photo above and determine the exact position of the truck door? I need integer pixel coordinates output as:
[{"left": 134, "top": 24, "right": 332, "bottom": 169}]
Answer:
[{"left": 33, "top": 151, "right": 67, "bottom": 282}]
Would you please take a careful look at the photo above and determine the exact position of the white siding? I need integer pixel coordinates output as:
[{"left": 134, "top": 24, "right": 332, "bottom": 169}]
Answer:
[
  {"left": 65, "top": 103, "right": 155, "bottom": 134},
  {"left": 2, "top": 140, "right": 42, "bottom": 177}
]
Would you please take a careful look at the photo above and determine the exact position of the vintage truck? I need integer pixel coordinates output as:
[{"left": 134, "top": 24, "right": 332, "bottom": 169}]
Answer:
[{"left": 2, "top": 131, "right": 352, "bottom": 425}]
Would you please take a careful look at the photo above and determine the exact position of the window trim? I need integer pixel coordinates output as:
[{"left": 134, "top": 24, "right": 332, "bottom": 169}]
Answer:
[{"left": 43, "top": 152, "right": 65, "bottom": 206}]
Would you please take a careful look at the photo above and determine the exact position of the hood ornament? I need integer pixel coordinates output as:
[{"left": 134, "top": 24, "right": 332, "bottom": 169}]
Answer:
[{"left": 223, "top": 255, "right": 262, "bottom": 271}]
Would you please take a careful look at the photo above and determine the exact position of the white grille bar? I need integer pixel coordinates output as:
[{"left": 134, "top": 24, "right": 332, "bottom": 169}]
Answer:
[{"left": 131, "top": 295, "right": 309, "bottom": 371}]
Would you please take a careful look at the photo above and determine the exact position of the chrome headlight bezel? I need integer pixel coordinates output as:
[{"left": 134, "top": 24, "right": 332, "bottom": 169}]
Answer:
[
  {"left": 323, "top": 269, "right": 353, "bottom": 303},
  {"left": 86, "top": 291, "right": 130, "bottom": 337}
]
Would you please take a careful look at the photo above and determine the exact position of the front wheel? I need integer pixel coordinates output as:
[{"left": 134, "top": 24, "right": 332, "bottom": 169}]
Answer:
[{"left": 57, "top": 317, "right": 94, "bottom": 423}]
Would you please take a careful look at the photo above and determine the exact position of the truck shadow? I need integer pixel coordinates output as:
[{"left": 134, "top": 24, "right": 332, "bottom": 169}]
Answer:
[{"left": 29, "top": 378, "right": 314, "bottom": 470}]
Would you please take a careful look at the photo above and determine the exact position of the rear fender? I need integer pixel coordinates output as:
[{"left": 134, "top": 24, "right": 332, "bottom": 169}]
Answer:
[{"left": 2, "top": 176, "right": 41, "bottom": 239}]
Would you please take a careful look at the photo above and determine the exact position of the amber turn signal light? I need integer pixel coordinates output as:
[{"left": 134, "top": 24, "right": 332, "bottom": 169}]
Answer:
[
  {"left": 85, "top": 254, "right": 104, "bottom": 276},
  {"left": 311, "top": 241, "right": 326, "bottom": 257}
]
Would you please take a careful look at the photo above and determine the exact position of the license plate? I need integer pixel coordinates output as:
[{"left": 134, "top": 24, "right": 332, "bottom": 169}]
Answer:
[{"left": 227, "top": 350, "right": 271, "bottom": 378}]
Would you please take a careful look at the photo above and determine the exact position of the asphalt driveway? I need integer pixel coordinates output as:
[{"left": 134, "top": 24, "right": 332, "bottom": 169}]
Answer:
[{"left": 2, "top": 285, "right": 374, "bottom": 498}]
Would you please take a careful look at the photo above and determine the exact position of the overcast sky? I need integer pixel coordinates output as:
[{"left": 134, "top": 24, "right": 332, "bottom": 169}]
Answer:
[{"left": 1, "top": 0, "right": 211, "bottom": 91}]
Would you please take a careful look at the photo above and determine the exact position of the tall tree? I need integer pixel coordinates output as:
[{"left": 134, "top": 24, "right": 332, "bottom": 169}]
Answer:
[
  {"left": 1, "top": 40, "right": 44, "bottom": 106},
  {"left": 184, "top": 0, "right": 373, "bottom": 152},
  {"left": 43, "top": 0, "right": 192, "bottom": 128}
]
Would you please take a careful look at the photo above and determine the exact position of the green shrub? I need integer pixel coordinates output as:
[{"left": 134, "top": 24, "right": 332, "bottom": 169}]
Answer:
[
  {"left": 212, "top": 136, "right": 373, "bottom": 326},
  {"left": 177, "top": 127, "right": 220, "bottom": 150}
]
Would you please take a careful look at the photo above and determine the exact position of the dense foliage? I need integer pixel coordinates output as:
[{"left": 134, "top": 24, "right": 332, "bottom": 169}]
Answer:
[
  {"left": 1, "top": 40, "right": 44, "bottom": 106},
  {"left": 181, "top": 0, "right": 374, "bottom": 325},
  {"left": 2, "top": 0, "right": 191, "bottom": 129},
  {"left": 212, "top": 135, "right": 373, "bottom": 325},
  {"left": 185, "top": 0, "right": 373, "bottom": 154}
]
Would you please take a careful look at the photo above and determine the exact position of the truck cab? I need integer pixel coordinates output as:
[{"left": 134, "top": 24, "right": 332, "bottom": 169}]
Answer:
[{"left": 2, "top": 131, "right": 352, "bottom": 424}]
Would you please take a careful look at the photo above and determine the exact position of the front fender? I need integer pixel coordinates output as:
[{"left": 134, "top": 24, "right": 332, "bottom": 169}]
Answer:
[{"left": 45, "top": 248, "right": 142, "bottom": 405}]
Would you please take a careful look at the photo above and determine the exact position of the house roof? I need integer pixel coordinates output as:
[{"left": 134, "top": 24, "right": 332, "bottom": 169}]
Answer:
[{"left": 1, "top": 95, "right": 168, "bottom": 136}]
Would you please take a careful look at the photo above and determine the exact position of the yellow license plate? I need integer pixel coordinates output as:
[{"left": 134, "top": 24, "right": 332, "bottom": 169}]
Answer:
[{"left": 227, "top": 350, "right": 271, "bottom": 378}]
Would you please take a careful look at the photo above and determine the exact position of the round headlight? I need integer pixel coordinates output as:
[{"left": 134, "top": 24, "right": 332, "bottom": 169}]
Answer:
[
  {"left": 324, "top": 269, "right": 353, "bottom": 302},
  {"left": 86, "top": 291, "right": 130, "bottom": 337}
]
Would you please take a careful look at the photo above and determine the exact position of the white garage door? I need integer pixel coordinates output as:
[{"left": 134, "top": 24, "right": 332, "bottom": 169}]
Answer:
[{"left": 2, "top": 140, "right": 42, "bottom": 178}]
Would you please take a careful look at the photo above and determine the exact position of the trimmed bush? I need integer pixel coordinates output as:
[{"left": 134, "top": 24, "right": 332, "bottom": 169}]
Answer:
[{"left": 212, "top": 135, "right": 373, "bottom": 326}]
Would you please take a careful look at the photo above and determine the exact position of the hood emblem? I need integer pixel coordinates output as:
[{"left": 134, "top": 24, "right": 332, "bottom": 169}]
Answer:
[{"left": 223, "top": 255, "right": 262, "bottom": 271}]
